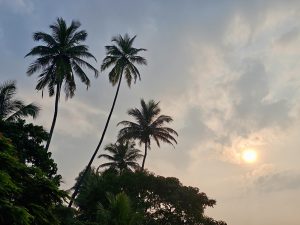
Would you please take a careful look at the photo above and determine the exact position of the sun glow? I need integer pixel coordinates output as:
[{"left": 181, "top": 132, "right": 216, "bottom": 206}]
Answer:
[{"left": 242, "top": 149, "right": 257, "bottom": 163}]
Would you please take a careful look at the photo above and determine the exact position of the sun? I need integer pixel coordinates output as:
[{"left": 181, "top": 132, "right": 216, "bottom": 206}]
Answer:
[{"left": 242, "top": 149, "right": 257, "bottom": 163}]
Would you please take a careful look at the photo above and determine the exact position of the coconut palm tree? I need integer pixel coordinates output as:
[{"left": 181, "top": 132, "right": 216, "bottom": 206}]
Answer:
[
  {"left": 68, "top": 34, "right": 146, "bottom": 207},
  {"left": 25, "top": 17, "right": 98, "bottom": 151},
  {"left": 118, "top": 99, "right": 178, "bottom": 170},
  {"left": 89, "top": 34, "right": 146, "bottom": 172},
  {"left": 0, "top": 80, "right": 39, "bottom": 122},
  {"left": 97, "top": 140, "right": 142, "bottom": 173}
]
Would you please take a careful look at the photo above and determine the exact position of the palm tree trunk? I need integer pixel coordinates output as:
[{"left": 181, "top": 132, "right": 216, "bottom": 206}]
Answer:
[
  {"left": 68, "top": 72, "right": 123, "bottom": 208},
  {"left": 45, "top": 84, "right": 60, "bottom": 151},
  {"left": 141, "top": 142, "right": 148, "bottom": 170}
]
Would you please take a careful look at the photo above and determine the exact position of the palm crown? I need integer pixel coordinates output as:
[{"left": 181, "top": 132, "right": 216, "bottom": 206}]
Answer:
[
  {"left": 0, "top": 80, "right": 39, "bottom": 122},
  {"left": 118, "top": 99, "right": 178, "bottom": 170},
  {"left": 26, "top": 17, "right": 98, "bottom": 98},
  {"left": 98, "top": 140, "right": 142, "bottom": 173},
  {"left": 101, "top": 34, "right": 147, "bottom": 87}
]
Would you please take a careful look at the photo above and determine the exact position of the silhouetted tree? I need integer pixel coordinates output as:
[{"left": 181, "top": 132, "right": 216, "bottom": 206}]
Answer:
[
  {"left": 75, "top": 170, "right": 226, "bottom": 225},
  {"left": 0, "top": 80, "right": 39, "bottom": 121},
  {"left": 69, "top": 34, "right": 146, "bottom": 207},
  {"left": 118, "top": 99, "right": 178, "bottom": 170},
  {"left": 25, "top": 17, "right": 98, "bottom": 152},
  {"left": 98, "top": 140, "right": 142, "bottom": 173},
  {"left": 0, "top": 123, "right": 66, "bottom": 225},
  {"left": 0, "top": 119, "right": 58, "bottom": 179}
]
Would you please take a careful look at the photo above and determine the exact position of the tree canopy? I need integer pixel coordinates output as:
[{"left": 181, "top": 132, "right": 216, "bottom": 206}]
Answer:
[
  {"left": 0, "top": 119, "right": 59, "bottom": 179},
  {"left": 0, "top": 120, "right": 66, "bottom": 225},
  {"left": 75, "top": 169, "right": 227, "bottom": 225}
]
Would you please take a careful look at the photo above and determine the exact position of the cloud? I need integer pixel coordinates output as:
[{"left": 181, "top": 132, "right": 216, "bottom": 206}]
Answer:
[
  {"left": 0, "top": 0, "right": 34, "bottom": 14},
  {"left": 255, "top": 170, "right": 300, "bottom": 192},
  {"left": 232, "top": 59, "right": 291, "bottom": 129},
  {"left": 244, "top": 165, "right": 300, "bottom": 193},
  {"left": 276, "top": 27, "right": 300, "bottom": 46}
]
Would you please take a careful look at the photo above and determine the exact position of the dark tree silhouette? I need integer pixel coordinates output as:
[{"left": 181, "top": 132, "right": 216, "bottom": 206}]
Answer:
[
  {"left": 0, "top": 80, "right": 39, "bottom": 121},
  {"left": 118, "top": 99, "right": 178, "bottom": 170},
  {"left": 75, "top": 170, "right": 227, "bottom": 225},
  {"left": 69, "top": 34, "right": 146, "bottom": 207},
  {"left": 25, "top": 17, "right": 98, "bottom": 152},
  {"left": 0, "top": 124, "right": 66, "bottom": 225},
  {"left": 97, "top": 140, "right": 142, "bottom": 173}
]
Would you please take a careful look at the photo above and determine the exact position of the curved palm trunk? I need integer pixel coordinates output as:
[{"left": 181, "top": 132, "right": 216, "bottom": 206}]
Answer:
[
  {"left": 45, "top": 84, "right": 60, "bottom": 151},
  {"left": 141, "top": 143, "right": 148, "bottom": 170},
  {"left": 68, "top": 72, "right": 123, "bottom": 208}
]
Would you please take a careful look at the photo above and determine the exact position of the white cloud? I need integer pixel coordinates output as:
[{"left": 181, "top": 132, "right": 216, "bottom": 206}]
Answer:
[{"left": 0, "top": 0, "right": 34, "bottom": 14}]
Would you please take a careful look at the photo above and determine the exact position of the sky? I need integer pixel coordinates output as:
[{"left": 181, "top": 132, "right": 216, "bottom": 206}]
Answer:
[{"left": 1, "top": 0, "right": 300, "bottom": 224}]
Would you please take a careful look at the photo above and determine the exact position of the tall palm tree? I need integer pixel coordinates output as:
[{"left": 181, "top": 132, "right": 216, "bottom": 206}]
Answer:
[
  {"left": 118, "top": 99, "right": 178, "bottom": 170},
  {"left": 0, "top": 80, "right": 39, "bottom": 122},
  {"left": 97, "top": 140, "right": 142, "bottom": 173},
  {"left": 25, "top": 17, "right": 98, "bottom": 151},
  {"left": 68, "top": 34, "right": 146, "bottom": 207}
]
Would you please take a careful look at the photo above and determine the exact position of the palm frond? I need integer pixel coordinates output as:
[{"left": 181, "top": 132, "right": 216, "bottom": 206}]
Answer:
[
  {"left": 128, "top": 34, "right": 137, "bottom": 47},
  {"left": 98, "top": 154, "right": 115, "bottom": 161},
  {"left": 0, "top": 81, "right": 40, "bottom": 121},
  {"left": 0, "top": 80, "right": 16, "bottom": 101},
  {"left": 126, "top": 63, "right": 141, "bottom": 83},
  {"left": 64, "top": 72, "right": 76, "bottom": 99},
  {"left": 151, "top": 115, "right": 174, "bottom": 127},
  {"left": 97, "top": 162, "right": 116, "bottom": 168},
  {"left": 25, "top": 45, "right": 57, "bottom": 58},
  {"left": 153, "top": 130, "right": 177, "bottom": 145},
  {"left": 158, "top": 127, "right": 178, "bottom": 136},
  {"left": 69, "top": 30, "right": 87, "bottom": 45},
  {"left": 73, "top": 57, "right": 99, "bottom": 77},
  {"left": 32, "top": 32, "right": 57, "bottom": 46},
  {"left": 124, "top": 67, "right": 132, "bottom": 87},
  {"left": 129, "top": 48, "right": 147, "bottom": 56},
  {"left": 6, "top": 103, "right": 40, "bottom": 121},
  {"left": 71, "top": 61, "right": 90, "bottom": 87},
  {"left": 104, "top": 45, "right": 123, "bottom": 57},
  {"left": 127, "top": 108, "right": 145, "bottom": 124},
  {"left": 108, "top": 66, "right": 122, "bottom": 86},
  {"left": 66, "top": 20, "right": 81, "bottom": 39}
]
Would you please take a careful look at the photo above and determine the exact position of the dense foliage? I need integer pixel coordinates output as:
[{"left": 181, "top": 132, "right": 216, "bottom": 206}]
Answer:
[
  {"left": 0, "top": 120, "right": 58, "bottom": 179},
  {"left": 0, "top": 120, "right": 66, "bottom": 225},
  {"left": 74, "top": 169, "right": 227, "bottom": 225}
]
